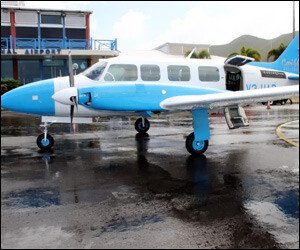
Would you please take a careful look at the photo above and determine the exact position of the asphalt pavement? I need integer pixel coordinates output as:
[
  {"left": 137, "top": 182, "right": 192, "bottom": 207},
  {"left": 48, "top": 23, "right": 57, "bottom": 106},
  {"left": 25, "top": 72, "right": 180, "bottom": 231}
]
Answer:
[{"left": 1, "top": 104, "right": 299, "bottom": 249}]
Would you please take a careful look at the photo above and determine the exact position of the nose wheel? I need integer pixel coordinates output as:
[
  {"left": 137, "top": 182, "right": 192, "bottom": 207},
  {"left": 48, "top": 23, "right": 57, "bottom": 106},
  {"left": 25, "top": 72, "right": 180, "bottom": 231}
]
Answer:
[
  {"left": 37, "top": 122, "right": 54, "bottom": 150},
  {"left": 37, "top": 133, "right": 54, "bottom": 150},
  {"left": 135, "top": 117, "right": 150, "bottom": 133}
]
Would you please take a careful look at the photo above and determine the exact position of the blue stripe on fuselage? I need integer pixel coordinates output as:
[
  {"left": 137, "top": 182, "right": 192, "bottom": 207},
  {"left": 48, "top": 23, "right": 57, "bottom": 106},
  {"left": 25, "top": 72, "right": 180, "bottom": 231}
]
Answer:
[
  {"left": 1, "top": 79, "right": 55, "bottom": 115},
  {"left": 78, "top": 83, "right": 225, "bottom": 111}
]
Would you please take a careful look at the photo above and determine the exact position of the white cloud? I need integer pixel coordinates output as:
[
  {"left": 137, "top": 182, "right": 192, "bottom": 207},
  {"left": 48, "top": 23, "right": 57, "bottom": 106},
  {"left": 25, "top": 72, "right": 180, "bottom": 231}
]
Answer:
[
  {"left": 24, "top": 1, "right": 93, "bottom": 10},
  {"left": 112, "top": 9, "right": 150, "bottom": 39},
  {"left": 141, "top": 1, "right": 299, "bottom": 50}
]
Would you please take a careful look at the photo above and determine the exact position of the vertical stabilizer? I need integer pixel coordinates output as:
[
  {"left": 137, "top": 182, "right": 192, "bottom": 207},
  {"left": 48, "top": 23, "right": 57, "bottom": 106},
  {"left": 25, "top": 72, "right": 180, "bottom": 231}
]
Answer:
[{"left": 250, "top": 35, "right": 299, "bottom": 74}]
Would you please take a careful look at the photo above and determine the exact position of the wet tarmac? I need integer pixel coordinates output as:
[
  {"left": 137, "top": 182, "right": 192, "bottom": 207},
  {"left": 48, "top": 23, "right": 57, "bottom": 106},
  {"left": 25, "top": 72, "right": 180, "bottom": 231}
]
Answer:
[{"left": 1, "top": 104, "right": 299, "bottom": 249}]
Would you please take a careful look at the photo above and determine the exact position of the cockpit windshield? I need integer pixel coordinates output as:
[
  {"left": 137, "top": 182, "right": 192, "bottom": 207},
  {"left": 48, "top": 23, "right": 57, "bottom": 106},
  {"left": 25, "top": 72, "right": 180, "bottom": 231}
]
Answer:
[{"left": 81, "top": 61, "right": 107, "bottom": 81}]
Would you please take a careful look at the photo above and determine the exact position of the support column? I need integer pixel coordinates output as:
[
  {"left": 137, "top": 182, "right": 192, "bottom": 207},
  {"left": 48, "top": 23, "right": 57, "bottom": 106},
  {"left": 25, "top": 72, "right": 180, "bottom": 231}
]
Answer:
[
  {"left": 85, "top": 13, "right": 90, "bottom": 49},
  {"left": 87, "top": 58, "right": 91, "bottom": 67},
  {"left": 62, "top": 13, "right": 66, "bottom": 49},
  {"left": 10, "top": 10, "right": 16, "bottom": 49},
  {"left": 12, "top": 58, "right": 18, "bottom": 81},
  {"left": 37, "top": 11, "right": 41, "bottom": 49}
]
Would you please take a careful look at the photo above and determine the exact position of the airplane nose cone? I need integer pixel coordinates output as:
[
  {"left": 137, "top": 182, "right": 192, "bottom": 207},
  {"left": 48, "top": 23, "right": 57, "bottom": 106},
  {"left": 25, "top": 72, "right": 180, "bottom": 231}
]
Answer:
[
  {"left": 1, "top": 79, "right": 55, "bottom": 115},
  {"left": 1, "top": 90, "right": 13, "bottom": 110}
]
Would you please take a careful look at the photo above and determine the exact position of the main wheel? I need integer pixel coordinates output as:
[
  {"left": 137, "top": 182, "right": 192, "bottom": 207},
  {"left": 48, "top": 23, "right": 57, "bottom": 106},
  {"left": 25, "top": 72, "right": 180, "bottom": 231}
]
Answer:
[
  {"left": 135, "top": 118, "right": 150, "bottom": 133},
  {"left": 36, "top": 133, "right": 54, "bottom": 150},
  {"left": 185, "top": 132, "right": 209, "bottom": 155},
  {"left": 280, "top": 99, "right": 287, "bottom": 105}
]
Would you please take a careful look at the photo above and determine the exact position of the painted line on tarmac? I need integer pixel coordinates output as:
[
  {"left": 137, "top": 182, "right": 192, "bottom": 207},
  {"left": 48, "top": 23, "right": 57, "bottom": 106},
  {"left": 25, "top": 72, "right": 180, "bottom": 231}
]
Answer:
[{"left": 276, "top": 120, "right": 299, "bottom": 147}]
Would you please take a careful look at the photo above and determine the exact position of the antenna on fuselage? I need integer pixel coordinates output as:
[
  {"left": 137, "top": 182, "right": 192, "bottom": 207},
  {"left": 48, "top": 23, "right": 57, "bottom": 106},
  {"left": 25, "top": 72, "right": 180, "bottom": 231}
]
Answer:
[{"left": 186, "top": 47, "right": 196, "bottom": 59}]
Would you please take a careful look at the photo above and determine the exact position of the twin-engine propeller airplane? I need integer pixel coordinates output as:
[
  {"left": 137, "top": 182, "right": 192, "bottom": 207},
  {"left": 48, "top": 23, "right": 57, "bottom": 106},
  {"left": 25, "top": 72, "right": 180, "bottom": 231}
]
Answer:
[{"left": 1, "top": 35, "right": 299, "bottom": 155}]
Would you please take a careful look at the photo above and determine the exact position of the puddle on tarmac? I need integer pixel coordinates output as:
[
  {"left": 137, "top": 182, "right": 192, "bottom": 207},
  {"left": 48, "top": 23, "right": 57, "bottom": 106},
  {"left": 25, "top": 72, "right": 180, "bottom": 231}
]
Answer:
[
  {"left": 4, "top": 187, "right": 60, "bottom": 208},
  {"left": 94, "top": 214, "right": 164, "bottom": 236}
]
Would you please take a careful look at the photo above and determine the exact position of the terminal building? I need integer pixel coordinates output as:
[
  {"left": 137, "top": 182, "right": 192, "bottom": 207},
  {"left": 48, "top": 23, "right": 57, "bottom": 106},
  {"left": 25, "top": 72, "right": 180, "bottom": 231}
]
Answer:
[{"left": 1, "top": 2, "right": 118, "bottom": 84}]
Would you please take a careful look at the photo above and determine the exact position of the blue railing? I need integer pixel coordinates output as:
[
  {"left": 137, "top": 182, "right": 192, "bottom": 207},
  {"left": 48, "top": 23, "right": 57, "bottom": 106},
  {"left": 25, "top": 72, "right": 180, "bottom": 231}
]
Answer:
[{"left": 1, "top": 36, "right": 117, "bottom": 51}]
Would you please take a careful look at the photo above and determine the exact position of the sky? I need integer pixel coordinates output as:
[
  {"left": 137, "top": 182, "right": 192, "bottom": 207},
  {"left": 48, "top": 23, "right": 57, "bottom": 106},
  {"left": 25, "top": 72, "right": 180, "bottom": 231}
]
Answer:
[{"left": 24, "top": 1, "right": 299, "bottom": 52}]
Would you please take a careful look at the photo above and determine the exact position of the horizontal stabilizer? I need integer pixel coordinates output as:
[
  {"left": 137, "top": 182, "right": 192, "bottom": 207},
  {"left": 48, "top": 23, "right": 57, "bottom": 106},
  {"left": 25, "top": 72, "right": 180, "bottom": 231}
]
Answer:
[
  {"left": 288, "top": 75, "right": 299, "bottom": 80},
  {"left": 160, "top": 85, "right": 299, "bottom": 110}
]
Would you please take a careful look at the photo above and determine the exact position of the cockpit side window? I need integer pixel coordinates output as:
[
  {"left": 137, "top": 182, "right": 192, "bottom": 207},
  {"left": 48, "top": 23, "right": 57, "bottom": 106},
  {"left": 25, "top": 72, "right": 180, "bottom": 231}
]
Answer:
[
  {"left": 198, "top": 66, "right": 220, "bottom": 82},
  {"left": 82, "top": 61, "right": 107, "bottom": 81},
  {"left": 104, "top": 64, "right": 138, "bottom": 81}
]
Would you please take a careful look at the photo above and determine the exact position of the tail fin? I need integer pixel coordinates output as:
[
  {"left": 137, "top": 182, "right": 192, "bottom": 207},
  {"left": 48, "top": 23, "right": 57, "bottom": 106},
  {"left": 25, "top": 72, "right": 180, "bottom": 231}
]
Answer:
[
  {"left": 274, "top": 35, "right": 299, "bottom": 74},
  {"left": 250, "top": 35, "right": 299, "bottom": 74}
]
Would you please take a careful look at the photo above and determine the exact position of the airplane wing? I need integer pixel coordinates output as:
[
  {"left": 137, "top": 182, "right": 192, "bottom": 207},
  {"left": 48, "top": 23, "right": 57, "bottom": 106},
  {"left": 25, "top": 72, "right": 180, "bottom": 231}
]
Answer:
[{"left": 160, "top": 85, "right": 299, "bottom": 110}]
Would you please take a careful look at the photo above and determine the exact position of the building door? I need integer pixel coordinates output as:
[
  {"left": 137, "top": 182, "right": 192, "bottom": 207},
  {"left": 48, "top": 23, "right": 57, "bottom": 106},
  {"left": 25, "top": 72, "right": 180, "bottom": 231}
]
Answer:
[{"left": 42, "top": 59, "right": 66, "bottom": 80}]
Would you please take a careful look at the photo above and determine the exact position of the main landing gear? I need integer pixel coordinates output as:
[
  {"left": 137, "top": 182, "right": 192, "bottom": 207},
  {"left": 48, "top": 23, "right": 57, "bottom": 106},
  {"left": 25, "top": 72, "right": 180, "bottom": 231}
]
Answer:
[
  {"left": 185, "top": 109, "right": 210, "bottom": 155},
  {"left": 135, "top": 117, "right": 150, "bottom": 133},
  {"left": 36, "top": 122, "right": 54, "bottom": 150},
  {"left": 134, "top": 109, "right": 210, "bottom": 155}
]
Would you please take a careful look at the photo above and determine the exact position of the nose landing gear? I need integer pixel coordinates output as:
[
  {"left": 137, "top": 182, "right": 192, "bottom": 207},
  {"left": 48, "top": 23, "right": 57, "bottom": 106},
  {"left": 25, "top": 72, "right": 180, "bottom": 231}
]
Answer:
[
  {"left": 135, "top": 117, "right": 150, "bottom": 133},
  {"left": 37, "top": 122, "right": 54, "bottom": 150}
]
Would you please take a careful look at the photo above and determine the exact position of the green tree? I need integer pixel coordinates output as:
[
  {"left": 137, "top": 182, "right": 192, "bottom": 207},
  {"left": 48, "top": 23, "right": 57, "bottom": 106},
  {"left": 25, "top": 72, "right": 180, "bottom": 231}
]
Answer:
[
  {"left": 198, "top": 50, "right": 210, "bottom": 59},
  {"left": 185, "top": 49, "right": 210, "bottom": 59},
  {"left": 228, "top": 46, "right": 261, "bottom": 61},
  {"left": 267, "top": 43, "right": 287, "bottom": 61}
]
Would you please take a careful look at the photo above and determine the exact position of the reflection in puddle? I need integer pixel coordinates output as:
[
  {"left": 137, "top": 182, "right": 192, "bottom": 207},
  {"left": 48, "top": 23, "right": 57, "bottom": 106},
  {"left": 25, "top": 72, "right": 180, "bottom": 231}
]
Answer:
[
  {"left": 4, "top": 188, "right": 60, "bottom": 208},
  {"left": 274, "top": 190, "right": 299, "bottom": 219},
  {"left": 244, "top": 199, "right": 299, "bottom": 248},
  {"left": 95, "top": 214, "right": 163, "bottom": 236}
]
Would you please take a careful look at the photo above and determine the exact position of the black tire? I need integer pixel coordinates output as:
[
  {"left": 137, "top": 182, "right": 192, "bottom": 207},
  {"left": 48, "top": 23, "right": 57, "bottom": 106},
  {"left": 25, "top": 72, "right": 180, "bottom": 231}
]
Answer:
[
  {"left": 280, "top": 99, "right": 287, "bottom": 105},
  {"left": 36, "top": 133, "right": 54, "bottom": 150},
  {"left": 185, "top": 132, "right": 209, "bottom": 155},
  {"left": 135, "top": 118, "right": 150, "bottom": 133}
]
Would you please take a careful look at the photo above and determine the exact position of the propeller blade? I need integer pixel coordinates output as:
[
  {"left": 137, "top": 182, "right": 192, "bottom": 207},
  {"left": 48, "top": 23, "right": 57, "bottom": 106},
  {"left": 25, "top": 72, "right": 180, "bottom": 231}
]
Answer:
[
  {"left": 68, "top": 51, "right": 75, "bottom": 87},
  {"left": 70, "top": 96, "right": 78, "bottom": 131},
  {"left": 70, "top": 104, "right": 74, "bottom": 126},
  {"left": 68, "top": 51, "right": 76, "bottom": 132}
]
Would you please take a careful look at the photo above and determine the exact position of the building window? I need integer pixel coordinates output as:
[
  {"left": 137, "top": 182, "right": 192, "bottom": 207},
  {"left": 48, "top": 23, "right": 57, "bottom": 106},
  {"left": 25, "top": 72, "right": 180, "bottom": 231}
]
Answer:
[
  {"left": 1, "top": 26, "right": 11, "bottom": 38},
  {"left": 1, "top": 60, "right": 13, "bottom": 80},
  {"left": 16, "top": 27, "right": 38, "bottom": 38},
  {"left": 140, "top": 65, "right": 160, "bottom": 81},
  {"left": 42, "top": 59, "right": 65, "bottom": 79},
  {"left": 167, "top": 65, "right": 190, "bottom": 81},
  {"left": 198, "top": 66, "right": 220, "bottom": 82},
  {"left": 41, "top": 14, "right": 62, "bottom": 24},
  {"left": 41, "top": 27, "right": 63, "bottom": 39},
  {"left": 66, "top": 28, "right": 86, "bottom": 39},
  {"left": 104, "top": 64, "right": 138, "bottom": 81},
  {"left": 18, "top": 60, "right": 40, "bottom": 84}
]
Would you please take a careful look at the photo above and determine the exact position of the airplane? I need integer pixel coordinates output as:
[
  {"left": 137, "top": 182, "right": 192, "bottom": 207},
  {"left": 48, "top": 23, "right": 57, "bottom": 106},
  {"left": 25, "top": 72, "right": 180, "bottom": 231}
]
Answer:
[{"left": 1, "top": 35, "right": 299, "bottom": 155}]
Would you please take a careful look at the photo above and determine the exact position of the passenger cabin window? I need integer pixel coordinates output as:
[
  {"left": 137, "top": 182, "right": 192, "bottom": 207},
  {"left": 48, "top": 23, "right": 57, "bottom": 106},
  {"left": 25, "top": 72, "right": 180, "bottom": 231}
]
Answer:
[
  {"left": 104, "top": 64, "right": 138, "bottom": 81},
  {"left": 168, "top": 65, "right": 190, "bottom": 81},
  {"left": 82, "top": 61, "right": 107, "bottom": 81},
  {"left": 140, "top": 64, "right": 160, "bottom": 81},
  {"left": 198, "top": 66, "right": 220, "bottom": 82}
]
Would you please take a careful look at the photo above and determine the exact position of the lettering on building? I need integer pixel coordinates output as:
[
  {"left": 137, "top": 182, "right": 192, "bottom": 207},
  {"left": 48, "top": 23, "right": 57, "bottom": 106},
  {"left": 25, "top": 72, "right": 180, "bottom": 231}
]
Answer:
[{"left": 1, "top": 48, "right": 61, "bottom": 55}]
